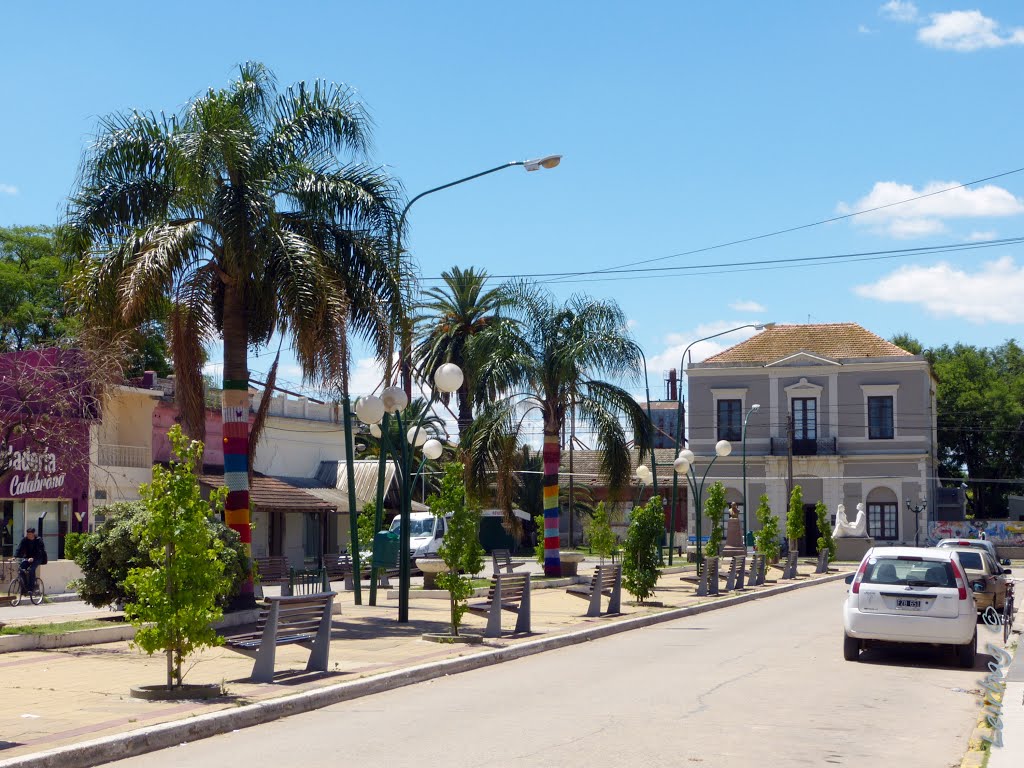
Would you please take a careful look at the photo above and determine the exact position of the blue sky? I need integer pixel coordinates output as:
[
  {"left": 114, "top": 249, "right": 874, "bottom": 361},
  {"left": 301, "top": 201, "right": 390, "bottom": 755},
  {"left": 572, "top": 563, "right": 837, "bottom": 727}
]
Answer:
[{"left": 2, "top": 1, "right": 1024, "bottom": 408}]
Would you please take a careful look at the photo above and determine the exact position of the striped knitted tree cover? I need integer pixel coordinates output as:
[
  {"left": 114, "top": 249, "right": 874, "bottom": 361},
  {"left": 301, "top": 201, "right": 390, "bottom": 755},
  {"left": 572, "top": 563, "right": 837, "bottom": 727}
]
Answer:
[
  {"left": 542, "top": 433, "right": 562, "bottom": 576},
  {"left": 222, "top": 379, "right": 253, "bottom": 600}
]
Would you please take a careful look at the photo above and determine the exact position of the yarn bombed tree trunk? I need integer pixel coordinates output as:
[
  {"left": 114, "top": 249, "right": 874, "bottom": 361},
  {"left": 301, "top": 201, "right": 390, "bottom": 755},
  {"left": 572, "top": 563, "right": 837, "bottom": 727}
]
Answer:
[{"left": 543, "top": 432, "right": 562, "bottom": 576}]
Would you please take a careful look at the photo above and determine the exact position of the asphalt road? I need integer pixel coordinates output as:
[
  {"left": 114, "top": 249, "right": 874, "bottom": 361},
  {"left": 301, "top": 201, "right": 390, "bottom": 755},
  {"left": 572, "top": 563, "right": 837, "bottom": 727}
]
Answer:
[{"left": 106, "top": 580, "right": 985, "bottom": 768}]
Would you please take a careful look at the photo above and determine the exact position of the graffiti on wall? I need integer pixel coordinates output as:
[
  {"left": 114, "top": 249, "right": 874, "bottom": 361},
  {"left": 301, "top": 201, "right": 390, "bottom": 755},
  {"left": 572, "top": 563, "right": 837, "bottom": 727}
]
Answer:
[{"left": 926, "top": 520, "right": 1024, "bottom": 546}]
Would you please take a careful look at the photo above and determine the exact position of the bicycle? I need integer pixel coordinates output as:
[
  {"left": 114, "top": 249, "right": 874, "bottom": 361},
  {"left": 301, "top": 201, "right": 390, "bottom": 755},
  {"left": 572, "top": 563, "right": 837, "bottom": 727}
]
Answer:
[
  {"left": 8, "top": 563, "right": 44, "bottom": 606},
  {"left": 1003, "top": 579, "right": 1016, "bottom": 644}
]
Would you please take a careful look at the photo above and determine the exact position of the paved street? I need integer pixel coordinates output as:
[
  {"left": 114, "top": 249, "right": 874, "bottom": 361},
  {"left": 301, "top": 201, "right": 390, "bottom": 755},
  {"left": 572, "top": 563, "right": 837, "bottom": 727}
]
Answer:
[{"left": 105, "top": 580, "right": 984, "bottom": 768}]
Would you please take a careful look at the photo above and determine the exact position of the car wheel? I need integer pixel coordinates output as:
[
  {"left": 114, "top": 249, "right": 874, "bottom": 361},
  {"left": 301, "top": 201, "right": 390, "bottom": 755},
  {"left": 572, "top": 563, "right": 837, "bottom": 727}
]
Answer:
[
  {"left": 843, "top": 633, "right": 860, "bottom": 661},
  {"left": 957, "top": 633, "right": 977, "bottom": 668}
]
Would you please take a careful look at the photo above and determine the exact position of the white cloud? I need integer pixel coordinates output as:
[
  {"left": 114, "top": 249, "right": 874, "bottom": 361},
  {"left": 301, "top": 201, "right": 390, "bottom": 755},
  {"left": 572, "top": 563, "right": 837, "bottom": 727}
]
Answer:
[
  {"left": 854, "top": 257, "right": 1024, "bottom": 323},
  {"left": 837, "top": 180, "right": 1024, "bottom": 238},
  {"left": 0, "top": 183, "right": 17, "bottom": 196},
  {"left": 626, "top": 318, "right": 638, "bottom": 330},
  {"left": 858, "top": 24, "right": 876, "bottom": 35},
  {"left": 880, "top": 1, "right": 918, "bottom": 22},
  {"left": 649, "top": 321, "right": 765, "bottom": 378},
  {"left": 729, "top": 300, "right": 766, "bottom": 313},
  {"left": 918, "top": 10, "right": 1024, "bottom": 51},
  {"left": 966, "top": 230, "right": 997, "bottom": 242}
]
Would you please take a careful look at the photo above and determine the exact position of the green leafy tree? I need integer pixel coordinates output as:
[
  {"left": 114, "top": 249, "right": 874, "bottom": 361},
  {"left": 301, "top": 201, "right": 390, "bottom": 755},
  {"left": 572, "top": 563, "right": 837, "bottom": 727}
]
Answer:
[
  {"left": 623, "top": 495, "right": 664, "bottom": 603},
  {"left": 753, "top": 494, "right": 780, "bottom": 563},
  {"left": 426, "top": 463, "right": 484, "bottom": 636},
  {"left": 464, "top": 284, "right": 651, "bottom": 577},
  {"left": 0, "top": 226, "right": 77, "bottom": 350},
  {"left": 584, "top": 502, "right": 617, "bottom": 562},
  {"left": 787, "top": 485, "right": 804, "bottom": 553},
  {"left": 358, "top": 502, "right": 378, "bottom": 552},
  {"left": 124, "top": 426, "right": 233, "bottom": 689},
  {"left": 703, "top": 482, "right": 728, "bottom": 557},
  {"left": 815, "top": 500, "right": 835, "bottom": 561},
  {"left": 64, "top": 64, "right": 402, "bottom": 605}
]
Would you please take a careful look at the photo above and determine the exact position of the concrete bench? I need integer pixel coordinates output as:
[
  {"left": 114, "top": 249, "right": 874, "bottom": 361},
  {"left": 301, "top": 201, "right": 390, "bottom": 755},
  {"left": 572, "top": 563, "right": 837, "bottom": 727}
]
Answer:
[
  {"left": 491, "top": 549, "right": 526, "bottom": 576},
  {"left": 566, "top": 563, "right": 622, "bottom": 617},
  {"left": 467, "top": 573, "right": 532, "bottom": 638},
  {"left": 682, "top": 556, "right": 720, "bottom": 596},
  {"left": 224, "top": 593, "right": 335, "bottom": 682}
]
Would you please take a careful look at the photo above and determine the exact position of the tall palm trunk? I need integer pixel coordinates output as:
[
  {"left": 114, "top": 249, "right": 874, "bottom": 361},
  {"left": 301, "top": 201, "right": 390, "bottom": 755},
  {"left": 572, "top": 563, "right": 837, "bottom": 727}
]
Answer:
[
  {"left": 456, "top": 382, "right": 473, "bottom": 437},
  {"left": 542, "top": 430, "right": 562, "bottom": 576},
  {"left": 221, "top": 282, "right": 255, "bottom": 607}
]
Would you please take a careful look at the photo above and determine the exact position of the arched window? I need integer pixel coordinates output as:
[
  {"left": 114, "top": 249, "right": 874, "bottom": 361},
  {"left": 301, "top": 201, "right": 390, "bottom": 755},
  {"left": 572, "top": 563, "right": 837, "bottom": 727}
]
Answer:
[{"left": 866, "top": 487, "right": 899, "bottom": 541}]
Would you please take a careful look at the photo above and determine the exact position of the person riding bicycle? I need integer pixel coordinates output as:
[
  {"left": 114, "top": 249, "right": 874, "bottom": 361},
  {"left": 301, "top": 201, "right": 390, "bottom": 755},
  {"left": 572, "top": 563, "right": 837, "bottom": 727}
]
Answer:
[{"left": 15, "top": 527, "right": 46, "bottom": 592}]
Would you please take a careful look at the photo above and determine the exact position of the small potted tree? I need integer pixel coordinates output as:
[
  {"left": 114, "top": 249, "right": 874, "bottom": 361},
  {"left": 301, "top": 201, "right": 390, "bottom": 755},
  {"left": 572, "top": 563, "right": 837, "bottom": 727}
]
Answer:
[
  {"left": 787, "top": 485, "right": 805, "bottom": 557},
  {"left": 753, "top": 494, "right": 781, "bottom": 564},
  {"left": 703, "top": 482, "right": 727, "bottom": 558},
  {"left": 422, "top": 463, "right": 484, "bottom": 643},
  {"left": 584, "top": 502, "right": 616, "bottom": 564},
  {"left": 623, "top": 495, "right": 664, "bottom": 604},
  {"left": 815, "top": 500, "right": 836, "bottom": 563}
]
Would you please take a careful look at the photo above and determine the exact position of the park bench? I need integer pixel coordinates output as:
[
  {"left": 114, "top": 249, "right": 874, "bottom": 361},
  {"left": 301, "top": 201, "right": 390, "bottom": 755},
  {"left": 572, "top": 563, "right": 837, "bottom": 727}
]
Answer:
[
  {"left": 566, "top": 563, "right": 622, "bottom": 617},
  {"left": 324, "top": 552, "right": 400, "bottom": 590},
  {"left": 290, "top": 567, "right": 329, "bottom": 595},
  {"left": 681, "top": 556, "right": 720, "bottom": 596},
  {"left": 749, "top": 554, "right": 766, "bottom": 586},
  {"left": 491, "top": 548, "right": 526, "bottom": 575},
  {"left": 721, "top": 556, "right": 747, "bottom": 591},
  {"left": 814, "top": 550, "right": 829, "bottom": 574},
  {"left": 467, "top": 572, "right": 532, "bottom": 638},
  {"left": 224, "top": 593, "right": 336, "bottom": 683},
  {"left": 772, "top": 551, "right": 799, "bottom": 580},
  {"left": 254, "top": 556, "right": 291, "bottom": 599}
]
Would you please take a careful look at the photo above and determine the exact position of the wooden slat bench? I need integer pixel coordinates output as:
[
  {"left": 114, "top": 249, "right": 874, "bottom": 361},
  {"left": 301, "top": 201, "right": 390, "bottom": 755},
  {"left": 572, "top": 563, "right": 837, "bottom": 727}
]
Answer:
[
  {"left": 491, "top": 548, "right": 526, "bottom": 575},
  {"left": 467, "top": 573, "right": 532, "bottom": 638},
  {"left": 566, "top": 563, "right": 622, "bottom": 616},
  {"left": 290, "top": 567, "right": 329, "bottom": 595},
  {"left": 224, "top": 593, "right": 336, "bottom": 683},
  {"left": 254, "top": 556, "right": 291, "bottom": 599},
  {"left": 323, "top": 552, "right": 400, "bottom": 590}
]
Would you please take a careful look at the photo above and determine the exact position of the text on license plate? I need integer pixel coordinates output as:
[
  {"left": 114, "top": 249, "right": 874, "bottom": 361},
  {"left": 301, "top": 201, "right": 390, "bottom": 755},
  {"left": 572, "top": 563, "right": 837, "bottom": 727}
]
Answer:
[{"left": 896, "top": 598, "right": 922, "bottom": 609}]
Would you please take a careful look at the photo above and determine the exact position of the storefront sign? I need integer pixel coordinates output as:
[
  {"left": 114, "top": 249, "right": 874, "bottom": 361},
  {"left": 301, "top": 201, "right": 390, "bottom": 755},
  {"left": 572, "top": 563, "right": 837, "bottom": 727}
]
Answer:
[{"left": 1, "top": 445, "right": 66, "bottom": 496}]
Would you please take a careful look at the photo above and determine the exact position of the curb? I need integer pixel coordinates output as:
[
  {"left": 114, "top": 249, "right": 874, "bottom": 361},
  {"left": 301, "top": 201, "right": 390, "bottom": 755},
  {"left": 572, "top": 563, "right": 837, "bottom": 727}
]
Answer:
[{"left": 0, "top": 571, "right": 848, "bottom": 768}]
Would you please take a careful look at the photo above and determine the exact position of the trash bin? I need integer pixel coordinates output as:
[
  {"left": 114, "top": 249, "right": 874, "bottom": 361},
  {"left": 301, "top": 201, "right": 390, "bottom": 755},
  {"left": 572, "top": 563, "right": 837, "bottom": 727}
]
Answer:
[
  {"left": 745, "top": 531, "right": 755, "bottom": 548},
  {"left": 372, "top": 530, "right": 400, "bottom": 569}
]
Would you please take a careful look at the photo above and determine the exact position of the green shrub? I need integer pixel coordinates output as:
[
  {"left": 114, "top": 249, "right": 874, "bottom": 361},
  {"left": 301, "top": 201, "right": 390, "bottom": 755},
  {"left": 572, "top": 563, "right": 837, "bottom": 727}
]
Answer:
[
  {"left": 533, "top": 513, "right": 545, "bottom": 564},
  {"left": 815, "top": 500, "right": 836, "bottom": 562},
  {"left": 62, "top": 532, "right": 88, "bottom": 565},
  {"left": 703, "top": 482, "right": 727, "bottom": 558},
  {"left": 623, "top": 495, "right": 664, "bottom": 603},
  {"left": 786, "top": 485, "right": 804, "bottom": 553},
  {"left": 584, "top": 502, "right": 616, "bottom": 562},
  {"left": 753, "top": 494, "right": 780, "bottom": 562}
]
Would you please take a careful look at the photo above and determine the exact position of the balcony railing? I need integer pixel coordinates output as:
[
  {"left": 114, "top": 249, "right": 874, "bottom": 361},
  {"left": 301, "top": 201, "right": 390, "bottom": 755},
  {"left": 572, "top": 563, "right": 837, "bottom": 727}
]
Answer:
[
  {"left": 769, "top": 436, "right": 837, "bottom": 457},
  {"left": 98, "top": 443, "right": 152, "bottom": 468}
]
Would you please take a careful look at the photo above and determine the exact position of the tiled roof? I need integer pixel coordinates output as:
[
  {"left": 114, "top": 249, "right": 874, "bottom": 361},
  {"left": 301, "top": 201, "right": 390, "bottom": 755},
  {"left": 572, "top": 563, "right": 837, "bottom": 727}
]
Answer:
[
  {"left": 701, "top": 323, "right": 913, "bottom": 365},
  {"left": 559, "top": 448, "right": 678, "bottom": 487},
  {"left": 199, "top": 472, "right": 335, "bottom": 513}
]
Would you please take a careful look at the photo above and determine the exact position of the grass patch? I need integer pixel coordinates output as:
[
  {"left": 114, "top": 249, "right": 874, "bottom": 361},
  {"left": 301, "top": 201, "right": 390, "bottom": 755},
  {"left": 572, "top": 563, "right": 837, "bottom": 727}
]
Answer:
[{"left": 0, "top": 619, "right": 112, "bottom": 636}]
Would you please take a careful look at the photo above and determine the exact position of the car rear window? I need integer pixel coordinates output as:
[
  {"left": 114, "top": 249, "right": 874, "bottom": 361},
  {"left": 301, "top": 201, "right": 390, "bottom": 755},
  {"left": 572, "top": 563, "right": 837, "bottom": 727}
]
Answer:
[
  {"left": 952, "top": 551, "right": 983, "bottom": 570},
  {"left": 862, "top": 558, "right": 955, "bottom": 587}
]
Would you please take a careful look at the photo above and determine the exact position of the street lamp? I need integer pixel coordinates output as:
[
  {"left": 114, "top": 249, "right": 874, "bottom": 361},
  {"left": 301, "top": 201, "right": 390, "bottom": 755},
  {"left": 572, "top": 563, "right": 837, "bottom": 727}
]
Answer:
[
  {"left": 674, "top": 439, "right": 732, "bottom": 568},
  {"left": 635, "top": 464, "right": 652, "bottom": 505},
  {"left": 356, "top": 362, "right": 464, "bottom": 622},
  {"left": 669, "top": 323, "right": 774, "bottom": 563},
  {"left": 742, "top": 403, "right": 761, "bottom": 549},
  {"left": 906, "top": 496, "right": 927, "bottom": 547},
  {"left": 394, "top": 156, "right": 562, "bottom": 397}
]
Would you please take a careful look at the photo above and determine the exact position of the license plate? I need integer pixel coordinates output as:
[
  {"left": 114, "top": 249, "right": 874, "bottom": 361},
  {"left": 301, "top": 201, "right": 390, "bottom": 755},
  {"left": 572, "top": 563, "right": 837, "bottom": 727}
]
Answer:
[{"left": 897, "top": 598, "right": 922, "bottom": 610}]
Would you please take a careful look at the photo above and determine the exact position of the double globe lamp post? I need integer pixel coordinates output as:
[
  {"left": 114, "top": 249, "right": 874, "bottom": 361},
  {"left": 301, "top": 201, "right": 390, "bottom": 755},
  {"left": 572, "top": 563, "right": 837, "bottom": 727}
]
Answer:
[
  {"left": 354, "top": 363, "right": 464, "bottom": 623},
  {"left": 673, "top": 439, "right": 732, "bottom": 568}
]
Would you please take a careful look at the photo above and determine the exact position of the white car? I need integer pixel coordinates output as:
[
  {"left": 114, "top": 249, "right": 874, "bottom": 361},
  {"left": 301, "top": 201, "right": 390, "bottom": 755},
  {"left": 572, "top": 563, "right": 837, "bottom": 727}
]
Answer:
[{"left": 843, "top": 547, "right": 977, "bottom": 667}]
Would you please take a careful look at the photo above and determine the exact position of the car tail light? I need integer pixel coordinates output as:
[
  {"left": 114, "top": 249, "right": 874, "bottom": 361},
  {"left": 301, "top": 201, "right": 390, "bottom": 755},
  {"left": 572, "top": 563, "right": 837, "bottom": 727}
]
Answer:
[
  {"left": 950, "top": 560, "right": 968, "bottom": 600},
  {"left": 851, "top": 559, "right": 869, "bottom": 594}
]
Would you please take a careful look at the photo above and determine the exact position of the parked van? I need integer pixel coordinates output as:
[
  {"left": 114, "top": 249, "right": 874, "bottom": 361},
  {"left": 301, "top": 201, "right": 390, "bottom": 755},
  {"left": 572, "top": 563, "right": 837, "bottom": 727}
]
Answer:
[{"left": 389, "top": 512, "right": 447, "bottom": 558}]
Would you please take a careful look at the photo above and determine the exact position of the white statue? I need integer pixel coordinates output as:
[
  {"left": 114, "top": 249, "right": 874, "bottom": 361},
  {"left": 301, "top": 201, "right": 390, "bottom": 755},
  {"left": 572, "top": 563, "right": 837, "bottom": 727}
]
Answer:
[{"left": 833, "top": 503, "right": 868, "bottom": 538}]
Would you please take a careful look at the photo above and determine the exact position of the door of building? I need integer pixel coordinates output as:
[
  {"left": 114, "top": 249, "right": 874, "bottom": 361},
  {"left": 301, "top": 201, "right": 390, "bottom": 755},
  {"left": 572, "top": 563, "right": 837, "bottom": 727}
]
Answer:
[
  {"left": 268, "top": 510, "right": 285, "bottom": 557},
  {"left": 801, "top": 503, "right": 819, "bottom": 556}
]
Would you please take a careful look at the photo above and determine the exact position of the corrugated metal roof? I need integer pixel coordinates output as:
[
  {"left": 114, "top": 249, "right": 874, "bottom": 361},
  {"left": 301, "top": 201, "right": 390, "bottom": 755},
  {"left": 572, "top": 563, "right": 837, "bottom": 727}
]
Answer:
[
  {"left": 198, "top": 473, "right": 335, "bottom": 513},
  {"left": 701, "top": 323, "right": 914, "bottom": 365},
  {"left": 279, "top": 460, "right": 427, "bottom": 513}
]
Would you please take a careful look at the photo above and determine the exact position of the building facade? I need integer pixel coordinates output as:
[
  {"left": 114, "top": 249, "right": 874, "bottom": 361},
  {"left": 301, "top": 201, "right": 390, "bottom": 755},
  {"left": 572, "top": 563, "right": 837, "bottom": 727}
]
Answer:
[{"left": 686, "top": 323, "right": 938, "bottom": 552}]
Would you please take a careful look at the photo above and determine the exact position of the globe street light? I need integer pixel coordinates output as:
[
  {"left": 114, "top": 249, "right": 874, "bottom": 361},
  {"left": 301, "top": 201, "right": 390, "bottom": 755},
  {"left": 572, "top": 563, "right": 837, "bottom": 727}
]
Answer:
[
  {"left": 394, "top": 157, "right": 561, "bottom": 397},
  {"left": 742, "top": 403, "right": 761, "bottom": 549},
  {"left": 674, "top": 439, "right": 732, "bottom": 568},
  {"left": 906, "top": 496, "right": 927, "bottom": 547},
  {"left": 669, "top": 323, "right": 774, "bottom": 564},
  {"left": 356, "top": 363, "right": 464, "bottom": 622}
]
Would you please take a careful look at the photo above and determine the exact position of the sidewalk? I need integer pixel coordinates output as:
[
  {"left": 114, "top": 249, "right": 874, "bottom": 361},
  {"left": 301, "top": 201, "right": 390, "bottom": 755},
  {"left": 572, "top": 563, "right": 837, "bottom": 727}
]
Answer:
[{"left": 0, "top": 560, "right": 848, "bottom": 767}]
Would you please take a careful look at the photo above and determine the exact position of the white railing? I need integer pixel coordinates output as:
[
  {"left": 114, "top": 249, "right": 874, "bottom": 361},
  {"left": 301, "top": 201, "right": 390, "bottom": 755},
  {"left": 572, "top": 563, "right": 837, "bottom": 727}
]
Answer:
[{"left": 98, "top": 443, "right": 151, "bottom": 468}]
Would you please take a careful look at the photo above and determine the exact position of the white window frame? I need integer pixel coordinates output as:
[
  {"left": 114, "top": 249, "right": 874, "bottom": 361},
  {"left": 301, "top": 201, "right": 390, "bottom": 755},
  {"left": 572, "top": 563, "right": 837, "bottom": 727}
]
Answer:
[
  {"left": 711, "top": 388, "right": 747, "bottom": 442},
  {"left": 784, "top": 378, "right": 823, "bottom": 438},
  {"left": 860, "top": 384, "right": 899, "bottom": 439}
]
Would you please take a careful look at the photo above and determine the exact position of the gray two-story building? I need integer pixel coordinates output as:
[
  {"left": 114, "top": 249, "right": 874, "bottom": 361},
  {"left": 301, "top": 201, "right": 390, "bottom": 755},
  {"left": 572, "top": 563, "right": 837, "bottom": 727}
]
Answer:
[{"left": 686, "top": 323, "right": 937, "bottom": 552}]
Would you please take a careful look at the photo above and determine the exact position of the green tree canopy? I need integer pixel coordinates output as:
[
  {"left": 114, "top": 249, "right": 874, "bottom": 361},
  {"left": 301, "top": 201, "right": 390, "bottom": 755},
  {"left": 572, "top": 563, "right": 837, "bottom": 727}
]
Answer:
[{"left": 0, "top": 226, "right": 77, "bottom": 350}]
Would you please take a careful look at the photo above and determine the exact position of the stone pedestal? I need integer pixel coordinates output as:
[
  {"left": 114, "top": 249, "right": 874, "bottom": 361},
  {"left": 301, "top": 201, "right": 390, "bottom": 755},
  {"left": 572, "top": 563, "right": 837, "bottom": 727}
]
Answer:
[
  {"left": 835, "top": 536, "right": 874, "bottom": 562},
  {"left": 721, "top": 517, "right": 745, "bottom": 557},
  {"left": 415, "top": 558, "right": 449, "bottom": 590},
  {"left": 560, "top": 552, "right": 585, "bottom": 577}
]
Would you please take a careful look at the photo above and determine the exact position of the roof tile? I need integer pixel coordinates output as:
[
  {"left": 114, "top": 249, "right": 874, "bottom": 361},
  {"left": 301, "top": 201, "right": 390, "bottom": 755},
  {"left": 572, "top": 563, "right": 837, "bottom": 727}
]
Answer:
[{"left": 701, "top": 323, "right": 913, "bottom": 364}]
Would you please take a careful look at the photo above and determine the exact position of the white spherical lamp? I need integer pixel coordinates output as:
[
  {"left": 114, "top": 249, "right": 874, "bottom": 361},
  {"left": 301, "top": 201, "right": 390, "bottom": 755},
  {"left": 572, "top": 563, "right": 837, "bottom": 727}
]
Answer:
[
  {"left": 635, "top": 464, "right": 650, "bottom": 481},
  {"left": 423, "top": 438, "right": 444, "bottom": 461},
  {"left": 407, "top": 426, "right": 428, "bottom": 447},
  {"left": 354, "top": 395, "right": 385, "bottom": 425},
  {"left": 369, "top": 423, "right": 382, "bottom": 438},
  {"left": 673, "top": 457, "right": 690, "bottom": 474},
  {"left": 715, "top": 439, "right": 733, "bottom": 457},
  {"left": 434, "top": 363, "right": 464, "bottom": 394},
  {"left": 678, "top": 449, "right": 695, "bottom": 464},
  {"left": 381, "top": 386, "right": 409, "bottom": 414}
]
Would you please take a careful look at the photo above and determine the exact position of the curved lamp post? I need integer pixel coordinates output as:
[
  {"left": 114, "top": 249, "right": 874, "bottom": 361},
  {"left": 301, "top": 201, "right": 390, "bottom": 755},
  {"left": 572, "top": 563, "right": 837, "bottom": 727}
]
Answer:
[
  {"left": 741, "top": 403, "right": 761, "bottom": 549},
  {"left": 355, "top": 362, "right": 464, "bottom": 622},
  {"left": 395, "top": 156, "right": 561, "bottom": 396},
  {"left": 668, "top": 322, "right": 774, "bottom": 564},
  {"left": 673, "top": 439, "right": 732, "bottom": 568}
]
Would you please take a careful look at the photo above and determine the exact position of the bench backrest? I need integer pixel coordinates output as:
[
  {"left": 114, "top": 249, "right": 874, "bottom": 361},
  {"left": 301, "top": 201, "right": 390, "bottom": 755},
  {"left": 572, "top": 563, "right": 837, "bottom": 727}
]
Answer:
[
  {"left": 491, "top": 549, "right": 514, "bottom": 574},
  {"left": 592, "top": 563, "right": 621, "bottom": 590},
  {"left": 485, "top": 573, "right": 530, "bottom": 604},
  {"left": 323, "top": 552, "right": 353, "bottom": 578},
  {"left": 258, "top": 594, "right": 334, "bottom": 635},
  {"left": 255, "top": 556, "right": 290, "bottom": 583},
  {"left": 290, "top": 568, "right": 328, "bottom": 595}
]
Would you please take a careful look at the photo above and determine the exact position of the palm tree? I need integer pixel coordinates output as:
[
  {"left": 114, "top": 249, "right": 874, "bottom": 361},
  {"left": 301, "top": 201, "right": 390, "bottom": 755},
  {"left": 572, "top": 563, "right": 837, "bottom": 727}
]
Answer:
[
  {"left": 63, "top": 63, "right": 402, "bottom": 606},
  {"left": 465, "top": 283, "right": 651, "bottom": 576},
  {"left": 413, "top": 266, "right": 511, "bottom": 437}
]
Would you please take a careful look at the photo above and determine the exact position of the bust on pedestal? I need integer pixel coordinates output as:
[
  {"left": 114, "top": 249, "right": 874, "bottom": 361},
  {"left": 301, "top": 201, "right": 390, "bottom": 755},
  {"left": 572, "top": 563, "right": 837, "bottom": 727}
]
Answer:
[
  {"left": 721, "top": 502, "right": 746, "bottom": 557},
  {"left": 832, "top": 503, "right": 874, "bottom": 561}
]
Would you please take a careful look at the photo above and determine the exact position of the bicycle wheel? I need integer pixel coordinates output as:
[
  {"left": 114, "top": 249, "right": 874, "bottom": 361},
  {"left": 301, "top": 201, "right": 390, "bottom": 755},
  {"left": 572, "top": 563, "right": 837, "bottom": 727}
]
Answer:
[
  {"left": 1004, "top": 591, "right": 1014, "bottom": 644},
  {"left": 9, "top": 577, "right": 22, "bottom": 607},
  {"left": 29, "top": 577, "right": 44, "bottom": 605}
]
